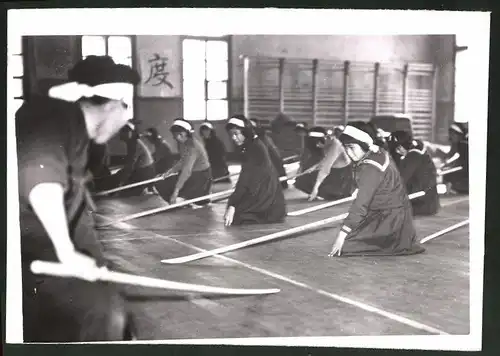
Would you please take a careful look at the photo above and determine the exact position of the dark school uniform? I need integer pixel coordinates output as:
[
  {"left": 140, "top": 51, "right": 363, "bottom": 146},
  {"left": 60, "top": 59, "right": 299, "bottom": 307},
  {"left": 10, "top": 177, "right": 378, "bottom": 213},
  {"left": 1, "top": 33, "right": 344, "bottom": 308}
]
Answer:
[
  {"left": 15, "top": 96, "right": 128, "bottom": 342},
  {"left": 295, "top": 138, "right": 354, "bottom": 200},
  {"left": 256, "top": 128, "right": 288, "bottom": 189},
  {"left": 202, "top": 133, "right": 231, "bottom": 183},
  {"left": 155, "top": 137, "right": 212, "bottom": 204},
  {"left": 151, "top": 138, "right": 175, "bottom": 174},
  {"left": 442, "top": 140, "right": 469, "bottom": 194},
  {"left": 337, "top": 149, "right": 425, "bottom": 257},
  {"left": 228, "top": 138, "right": 287, "bottom": 225},
  {"left": 397, "top": 141, "right": 440, "bottom": 216},
  {"left": 113, "top": 138, "right": 157, "bottom": 196}
]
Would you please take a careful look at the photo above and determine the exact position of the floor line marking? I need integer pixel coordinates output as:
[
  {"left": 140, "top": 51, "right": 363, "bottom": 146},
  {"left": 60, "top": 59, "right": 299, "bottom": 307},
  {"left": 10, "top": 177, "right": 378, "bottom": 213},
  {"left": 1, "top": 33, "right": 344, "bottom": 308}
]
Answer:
[
  {"left": 137, "top": 227, "right": 449, "bottom": 336},
  {"left": 441, "top": 197, "right": 469, "bottom": 207}
]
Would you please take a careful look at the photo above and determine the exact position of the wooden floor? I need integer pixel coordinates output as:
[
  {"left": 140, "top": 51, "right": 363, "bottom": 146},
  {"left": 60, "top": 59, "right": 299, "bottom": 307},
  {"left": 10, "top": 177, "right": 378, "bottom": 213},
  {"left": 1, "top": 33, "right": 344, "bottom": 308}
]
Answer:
[{"left": 93, "top": 166, "right": 470, "bottom": 340}]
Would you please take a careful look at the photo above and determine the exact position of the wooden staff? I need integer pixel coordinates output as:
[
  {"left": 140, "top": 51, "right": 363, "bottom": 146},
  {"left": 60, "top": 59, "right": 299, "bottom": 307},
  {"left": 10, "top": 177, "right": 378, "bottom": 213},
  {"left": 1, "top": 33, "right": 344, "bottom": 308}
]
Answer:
[
  {"left": 213, "top": 155, "right": 301, "bottom": 183},
  {"left": 98, "top": 170, "right": 316, "bottom": 228},
  {"left": 161, "top": 212, "right": 349, "bottom": 265},
  {"left": 161, "top": 190, "right": 429, "bottom": 265},
  {"left": 288, "top": 194, "right": 356, "bottom": 217},
  {"left": 283, "top": 154, "right": 299, "bottom": 163},
  {"left": 288, "top": 190, "right": 426, "bottom": 217},
  {"left": 94, "top": 173, "right": 177, "bottom": 197},
  {"left": 98, "top": 190, "right": 234, "bottom": 227},
  {"left": 213, "top": 172, "right": 240, "bottom": 183},
  {"left": 30, "top": 260, "right": 280, "bottom": 295},
  {"left": 438, "top": 166, "right": 462, "bottom": 176},
  {"left": 420, "top": 219, "right": 469, "bottom": 244}
]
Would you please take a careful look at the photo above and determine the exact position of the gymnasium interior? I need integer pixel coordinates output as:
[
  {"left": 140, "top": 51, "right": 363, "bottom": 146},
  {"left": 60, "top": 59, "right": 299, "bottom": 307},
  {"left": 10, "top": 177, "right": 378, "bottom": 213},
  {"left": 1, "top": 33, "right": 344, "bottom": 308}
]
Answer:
[{"left": 6, "top": 10, "right": 490, "bottom": 349}]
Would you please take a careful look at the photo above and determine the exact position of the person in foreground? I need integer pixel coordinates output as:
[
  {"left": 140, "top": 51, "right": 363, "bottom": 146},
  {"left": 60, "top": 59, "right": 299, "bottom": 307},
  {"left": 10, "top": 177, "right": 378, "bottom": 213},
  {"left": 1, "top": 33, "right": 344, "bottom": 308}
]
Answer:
[
  {"left": 329, "top": 122, "right": 425, "bottom": 257},
  {"left": 16, "top": 55, "right": 140, "bottom": 341},
  {"left": 157, "top": 118, "right": 212, "bottom": 206},
  {"left": 389, "top": 130, "right": 440, "bottom": 216},
  {"left": 223, "top": 116, "right": 287, "bottom": 226}
]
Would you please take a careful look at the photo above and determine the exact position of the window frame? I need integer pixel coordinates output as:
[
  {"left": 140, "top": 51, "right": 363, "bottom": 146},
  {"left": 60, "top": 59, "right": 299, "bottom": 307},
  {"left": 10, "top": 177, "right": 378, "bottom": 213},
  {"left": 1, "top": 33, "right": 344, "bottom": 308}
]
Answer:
[
  {"left": 181, "top": 35, "right": 231, "bottom": 122},
  {"left": 79, "top": 35, "right": 136, "bottom": 119}
]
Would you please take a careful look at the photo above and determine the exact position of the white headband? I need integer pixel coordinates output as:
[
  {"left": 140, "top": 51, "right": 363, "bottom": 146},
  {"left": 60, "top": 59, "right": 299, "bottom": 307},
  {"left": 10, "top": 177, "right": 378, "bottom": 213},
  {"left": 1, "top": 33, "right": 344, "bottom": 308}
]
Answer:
[
  {"left": 296, "top": 123, "right": 305, "bottom": 128},
  {"left": 342, "top": 125, "right": 380, "bottom": 153},
  {"left": 48, "top": 82, "right": 134, "bottom": 102},
  {"left": 342, "top": 125, "right": 374, "bottom": 145},
  {"left": 172, "top": 119, "right": 193, "bottom": 132},
  {"left": 450, "top": 123, "right": 463, "bottom": 134},
  {"left": 308, "top": 131, "right": 326, "bottom": 138},
  {"left": 228, "top": 117, "right": 246, "bottom": 128},
  {"left": 200, "top": 122, "right": 214, "bottom": 130}
]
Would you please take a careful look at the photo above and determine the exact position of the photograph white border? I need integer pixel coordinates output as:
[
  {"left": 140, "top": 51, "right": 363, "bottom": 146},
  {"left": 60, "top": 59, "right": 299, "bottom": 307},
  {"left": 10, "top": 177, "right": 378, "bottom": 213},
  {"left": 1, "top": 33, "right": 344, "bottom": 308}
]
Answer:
[{"left": 6, "top": 8, "right": 490, "bottom": 351}]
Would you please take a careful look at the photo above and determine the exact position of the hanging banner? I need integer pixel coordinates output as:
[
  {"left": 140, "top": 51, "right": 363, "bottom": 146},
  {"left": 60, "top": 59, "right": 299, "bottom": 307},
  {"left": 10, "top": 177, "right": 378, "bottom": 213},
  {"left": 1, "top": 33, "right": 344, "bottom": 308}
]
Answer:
[{"left": 137, "top": 49, "right": 181, "bottom": 98}]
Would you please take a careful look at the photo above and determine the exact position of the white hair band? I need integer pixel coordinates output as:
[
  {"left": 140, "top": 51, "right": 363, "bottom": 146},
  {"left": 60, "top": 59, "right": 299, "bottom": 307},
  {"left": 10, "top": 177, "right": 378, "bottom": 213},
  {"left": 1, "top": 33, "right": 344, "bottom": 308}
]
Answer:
[
  {"left": 450, "top": 123, "right": 463, "bottom": 134},
  {"left": 228, "top": 117, "right": 246, "bottom": 128},
  {"left": 342, "top": 125, "right": 374, "bottom": 145},
  {"left": 172, "top": 119, "right": 193, "bottom": 132},
  {"left": 48, "top": 82, "right": 134, "bottom": 102},
  {"left": 200, "top": 122, "right": 214, "bottom": 130},
  {"left": 308, "top": 131, "right": 326, "bottom": 138}
]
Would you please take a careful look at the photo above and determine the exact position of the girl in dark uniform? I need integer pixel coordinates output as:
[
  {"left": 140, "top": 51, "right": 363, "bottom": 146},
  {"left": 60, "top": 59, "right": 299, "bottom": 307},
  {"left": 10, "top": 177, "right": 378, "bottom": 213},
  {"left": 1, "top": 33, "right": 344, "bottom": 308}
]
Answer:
[
  {"left": 329, "top": 122, "right": 425, "bottom": 257},
  {"left": 113, "top": 123, "right": 157, "bottom": 196},
  {"left": 87, "top": 141, "right": 112, "bottom": 192},
  {"left": 440, "top": 123, "right": 469, "bottom": 194},
  {"left": 294, "top": 122, "right": 309, "bottom": 164},
  {"left": 199, "top": 121, "right": 231, "bottom": 183},
  {"left": 223, "top": 116, "right": 287, "bottom": 226},
  {"left": 143, "top": 127, "right": 175, "bottom": 174},
  {"left": 295, "top": 126, "right": 355, "bottom": 201},
  {"left": 249, "top": 117, "right": 289, "bottom": 189},
  {"left": 390, "top": 130, "right": 440, "bottom": 216},
  {"left": 157, "top": 118, "right": 212, "bottom": 205},
  {"left": 16, "top": 55, "right": 140, "bottom": 342}
]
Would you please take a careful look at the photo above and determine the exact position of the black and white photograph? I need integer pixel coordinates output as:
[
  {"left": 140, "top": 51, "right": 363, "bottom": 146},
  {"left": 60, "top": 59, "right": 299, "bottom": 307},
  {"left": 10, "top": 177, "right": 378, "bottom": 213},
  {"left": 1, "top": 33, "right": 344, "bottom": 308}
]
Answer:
[{"left": 6, "top": 8, "right": 489, "bottom": 351}]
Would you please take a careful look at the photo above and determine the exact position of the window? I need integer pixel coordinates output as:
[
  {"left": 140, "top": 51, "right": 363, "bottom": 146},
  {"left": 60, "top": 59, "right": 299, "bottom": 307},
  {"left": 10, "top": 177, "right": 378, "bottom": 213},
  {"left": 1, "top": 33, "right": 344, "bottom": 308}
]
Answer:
[
  {"left": 81, "top": 35, "right": 134, "bottom": 119},
  {"left": 182, "top": 38, "right": 229, "bottom": 121},
  {"left": 9, "top": 36, "right": 24, "bottom": 114}
]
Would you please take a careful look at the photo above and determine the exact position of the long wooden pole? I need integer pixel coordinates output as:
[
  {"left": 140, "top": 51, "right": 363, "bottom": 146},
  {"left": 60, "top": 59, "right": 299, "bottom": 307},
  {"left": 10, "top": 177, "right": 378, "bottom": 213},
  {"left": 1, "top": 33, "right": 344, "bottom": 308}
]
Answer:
[
  {"left": 161, "top": 212, "right": 349, "bottom": 265},
  {"left": 98, "top": 169, "right": 317, "bottom": 228},
  {"left": 213, "top": 154, "right": 299, "bottom": 183},
  {"left": 94, "top": 173, "right": 177, "bottom": 196},
  {"left": 30, "top": 261, "right": 280, "bottom": 295},
  {"left": 420, "top": 219, "right": 469, "bottom": 244},
  {"left": 160, "top": 190, "right": 428, "bottom": 265}
]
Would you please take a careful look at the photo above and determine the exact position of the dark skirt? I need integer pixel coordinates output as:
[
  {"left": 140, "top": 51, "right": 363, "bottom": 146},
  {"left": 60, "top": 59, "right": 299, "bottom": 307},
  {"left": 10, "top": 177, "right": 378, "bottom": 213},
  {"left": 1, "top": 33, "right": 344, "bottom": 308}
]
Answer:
[
  {"left": 154, "top": 156, "right": 174, "bottom": 175},
  {"left": 443, "top": 169, "right": 469, "bottom": 194},
  {"left": 21, "top": 209, "right": 133, "bottom": 342},
  {"left": 410, "top": 186, "right": 440, "bottom": 216},
  {"left": 339, "top": 203, "right": 425, "bottom": 257},
  {"left": 155, "top": 168, "right": 212, "bottom": 204},
  {"left": 232, "top": 183, "right": 287, "bottom": 226},
  {"left": 295, "top": 164, "right": 355, "bottom": 200},
  {"left": 211, "top": 160, "right": 231, "bottom": 182}
]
